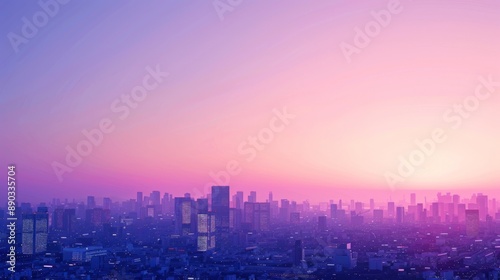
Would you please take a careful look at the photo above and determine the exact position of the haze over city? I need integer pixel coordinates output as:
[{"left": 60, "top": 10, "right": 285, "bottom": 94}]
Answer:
[{"left": 2, "top": 0, "right": 500, "bottom": 204}]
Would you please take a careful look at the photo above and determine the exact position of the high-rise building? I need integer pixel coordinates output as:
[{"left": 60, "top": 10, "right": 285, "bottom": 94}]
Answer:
[
  {"left": 85, "top": 208, "right": 110, "bottom": 227},
  {"left": 136, "top": 192, "right": 143, "bottom": 211},
  {"left": 248, "top": 191, "right": 257, "bottom": 203},
  {"left": 331, "top": 204, "right": 338, "bottom": 220},
  {"left": 387, "top": 202, "right": 395, "bottom": 219},
  {"left": 280, "top": 199, "right": 290, "bottom": 222},
  {"left": 87, "top": 196, "right": 96, "bottom": 209},
  {"left": 243, "top": 202, "right": 270, "bottom": 231},
  {"left": 150, "top": 191, "right": 161, "bottom": 206},
  {"left": 476, "top": 194, "right": 488, "bottom": 221},
  {"left": 410, "top": 193, "right": 416, "bottom": 206},
  {"left": 174, "top": 197, "right": 195, "bottom": 235},
  {"left": 235, "top": 191, "right": 244, "bottom": 210},
  {"left": 396, "top": 207, "right": 405, "bottom": 223},
  {"left": 457, "top": 203, "right": 466, "bottom": 223},
  {"left": 22, "top": 207, "right": 48, "bottom": 255},
  {"left": 465, "top": 209, "right": 480, "bottom": 237},
  {"left": 211, "top": 186, "right": 230, "bottom": 239},
  {"left": 103, "top": 197, "right": 112, "bottom": 210},
  {"left": 196, "top": 198, "right": 215, "bottom": 251}
]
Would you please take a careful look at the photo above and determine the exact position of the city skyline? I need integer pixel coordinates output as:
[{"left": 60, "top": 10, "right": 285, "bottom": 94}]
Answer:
[{"left": 2, "top": 1, "right": 500, "bottom": 204}]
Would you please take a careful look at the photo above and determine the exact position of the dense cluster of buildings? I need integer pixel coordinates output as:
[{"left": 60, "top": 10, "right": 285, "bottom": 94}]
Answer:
[{"left": 1, "top": 187, "right": 500, "bottom": 279}]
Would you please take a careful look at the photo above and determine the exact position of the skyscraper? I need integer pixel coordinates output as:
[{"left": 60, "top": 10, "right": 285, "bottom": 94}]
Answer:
[
  {"left": 136, "top": 192, "right": 143, "bottom": 211},
  {"left": 248, "top": 191, "right": 257, "bottom": 203},
  {"left": 196, "top": 198, "right": 215, "bottom": 251},
  {"left": 387, "top": 202, "right": 395, "bottom": 219},
  {"left": 174, "top": 197, "right": 195, "bottom": 235},
  {"left": 476, "top": 194, "right": 488, "bottom": 221},
  {"left": 211, "top": 186, "right": 230, "bottom": 236},
  {"left": 243, "top": 202, "right": 271, "bottom": 231},
  {"left": 87, "top": 196, "right": 96, "bottom": 209},
  {"left": 150, "top": 191, "right": 161, "bottom": 206},
  {"left": 396, "top": 207, "right": 405, "bottom": 224},
  {"left": 22, "top": 207, "right": 48, "bottom": 255},
  {"left": 235, "top": 191, "right": 244, "bottom": 210},
  {"left": 103, "top": 197, "right": 112, "bottom": 210}
]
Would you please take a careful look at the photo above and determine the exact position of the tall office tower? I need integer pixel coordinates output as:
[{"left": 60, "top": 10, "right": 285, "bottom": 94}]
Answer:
[
  {"left": 293, "top": 240, "right": 304, "bottom": 266},
  {"left": 491, "top": 198, "right": 497, "bottom": 217},
  {"left": 331, "top": 204, "right": 338, "bottom": 220},
  {"left": 103, "top": 197, "right": 112, "bottom": 210},
  {"left": 396, "top": 207, "right": 405, "bottom": 223},
  {"left": 318, "top": 216, "right": 327, "bottom": 232},
  {"left": 248, "top": 191, "right": 257, "bottom": 203},
  {"left": 22, "top": 207, "right": 49, "bottom": 255},
  {"left": 279, "top": 199, "right": 290, "bottom": 222},
  {"left": 52, "top": 208, "right": 65, "bottom": 231},
  {"left": 269, "top": 192, "right": 273, "bottom": 203},
  {"left": 230, "top": 207, "right": 242, "bottom": 230},
  {"left": 290, "top": 201, "right": 297, "bottom": 213},
  {"left": 446, "top": 202, "right": 455, "bottom": 223},
  {"left": 290, "top": 212, "right": 301, "bottom": 224},
  {"left": 457, "top": 203, "right": 466, "bottom": 223},
  {"left": 174, "top": 197, "right": 195, "bottom": 235},
  {"left": 87, "top": 196, "right": 96, "bottom": 209},
  {"left": 211, "top": 186, "right": 230, "bottom": 237},
  {"left": 350, "top": 200, "right": 355, "bottom": 212},
  {"left": 136, "top": 192, "right": 143, "bottom": 210},
  {"left": 465, "top": 209, "right": 480, "bottom": 237},
  {"left": 355, "top": 202, "right": 363, "bottom": 214},
  {"left": 161, "top": 193, "right": 170, "bottom": 214},
  {"left": 410, "top": 193, "right": 416, "bottom": 206},
  {"left": 431, "top": 202, "right": 440, "bottom": 223},
  {"left": 453, "top": 194, "right": 460, "bottom": 205},
  {"left": 339, "top": 200, "right": 343, "bottom": 210},
  {"left": 63, "top": 209, "right": 76, "bottom": 233},
  {"left": 373, "top": 209, "right": 383, "bottom": 224},
  {"left": 370, "top": 199, "right": 375, "bottom": 212},
  {"left": 387, "top": 202, "right": 395, "bottom": 219},
  {"left": 235, "top": 191, "right": 244, "bottom": 210},
  {"left": 86, "top": 208, "right": 111, "bottom": 227},
  {"left": 416, "top": 203, "right": 424, "bottom": 222},
  {"left": 476, "top": 194, "right": 488, "bottom": 221},
  {"left": 196, "top": 198, "right": 215, "bottom": 251},
  {"left": 150, "top": 191, "right": 161, "bottom": 206},
  {"left": 243, "top": 202, "right": 271, "bottom": 231}
]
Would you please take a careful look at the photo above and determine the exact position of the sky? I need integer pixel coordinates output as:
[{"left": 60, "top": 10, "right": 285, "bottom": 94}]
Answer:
[{"left": 1, "top": 0, "right": 500, "bottom": 204}]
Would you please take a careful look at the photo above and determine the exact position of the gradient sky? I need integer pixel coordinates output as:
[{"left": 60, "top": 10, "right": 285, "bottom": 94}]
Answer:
[{"left": 1, "top": 0, "right": 500, "bottom": 204}]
